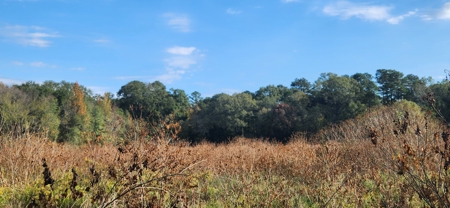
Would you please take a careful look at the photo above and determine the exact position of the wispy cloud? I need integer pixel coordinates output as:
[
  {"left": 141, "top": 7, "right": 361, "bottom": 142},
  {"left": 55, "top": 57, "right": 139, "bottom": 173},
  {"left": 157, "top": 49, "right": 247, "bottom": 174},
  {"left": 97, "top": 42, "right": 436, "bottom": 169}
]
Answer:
[
  {"left": 156, "top": 46, "right": 204, "bottom": 83},
  {"left": 164, "top": 57, "right": 197, "bottom": 69},
  {"left": 154, "top": 68, "right": 185, "bottom": 84},
  {"left": 29, "top": 61, "right": 57, "bottom": 68},
  {"left": 164, "top": 46, "right": 202, "bottom": 69},
  {"left": 323, "top": 1, "right": 416, "bottom": 24},
  {"left": 87, "top": 86, "right": 110, "bottom": 95},
  {"left": 0, "top": 25, "right": 59, "bottom": 47},
  {"left": 226, "top": 8, "right": 243, "bottom": 15},
  {"left": 220, "top": 88, "right": 242, "bottom": 95},
  {"left": 29, "top": 61, "right": 47, "bottom": 67},
  {"left": 437, "top": 2, "right": 450, "bottom": 19},
  {"left": 11, "top": 61, "right": 57, "bottom": 68},
  {"left": 418, "top": 3, "right": 450, "bottom": 21},
  {"left": 421, "top": 14, "right": 432, "bottom": 21},
  {"left": 115, "top": 46, "right": 204, "bottom": 84},
  {"left": 281, "top": 0, "right": 300, "bottom": 3},
  {"left": 387, "top": 10, "right": 417, "bottom": 24},
  {"left": 163, "top": 13, "right": 191, "bottom": 33},
  {"left": 11, "top": 61, "right": 24, "bottom": 66},
  {"left": 323, "top": 1, "right": 391, "bottom": 20},
  {"left": 113, "top": 76, "right": 149, "bottom": 80},
  {"left": 0, "top": 77, "right": 25, "bottom": 85},
  {"left": 166, "top": 46, "right": 196, "bottom": 55}
]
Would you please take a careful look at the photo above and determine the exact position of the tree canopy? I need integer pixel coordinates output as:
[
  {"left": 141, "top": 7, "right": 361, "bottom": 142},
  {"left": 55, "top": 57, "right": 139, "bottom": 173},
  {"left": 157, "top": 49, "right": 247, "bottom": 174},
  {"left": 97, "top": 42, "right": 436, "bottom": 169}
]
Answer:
[{"left": 0, "top": 69, "right": 446, "bottom": 143}]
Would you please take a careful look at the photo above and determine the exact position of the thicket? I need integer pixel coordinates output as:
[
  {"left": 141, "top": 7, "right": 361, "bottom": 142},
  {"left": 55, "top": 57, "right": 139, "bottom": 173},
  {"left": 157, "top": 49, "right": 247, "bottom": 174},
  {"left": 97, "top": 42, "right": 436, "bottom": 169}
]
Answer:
[
  {"left": 1, "top": 69, "right": 447, "bottom": 144},
  {"left": 1, "top": 99, "right": 450, "bottom": 207},
  {"left": 1, "top": 68, "right": 450, "bottom": 206}
]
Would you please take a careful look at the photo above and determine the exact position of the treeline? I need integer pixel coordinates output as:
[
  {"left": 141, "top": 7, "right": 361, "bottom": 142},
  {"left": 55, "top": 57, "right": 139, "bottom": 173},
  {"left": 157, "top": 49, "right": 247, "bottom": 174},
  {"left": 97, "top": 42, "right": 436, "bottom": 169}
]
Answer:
[{"left": 0, "top": 69, "right": 449, "bottom": 143}]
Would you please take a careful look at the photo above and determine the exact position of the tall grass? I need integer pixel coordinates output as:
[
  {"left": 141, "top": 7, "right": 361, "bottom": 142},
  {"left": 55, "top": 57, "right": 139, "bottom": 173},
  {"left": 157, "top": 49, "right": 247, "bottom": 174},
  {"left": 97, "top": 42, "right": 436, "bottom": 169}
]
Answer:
[{"left": 1, "top": 100, "right": 449, "bottom": 207}]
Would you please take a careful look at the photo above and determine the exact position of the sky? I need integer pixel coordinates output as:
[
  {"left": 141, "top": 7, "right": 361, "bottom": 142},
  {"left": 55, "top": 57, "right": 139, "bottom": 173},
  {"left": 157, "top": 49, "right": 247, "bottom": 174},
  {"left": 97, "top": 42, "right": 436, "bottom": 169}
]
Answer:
[{"left": 1, "top": 0, "right": 450, "bottom": 97}]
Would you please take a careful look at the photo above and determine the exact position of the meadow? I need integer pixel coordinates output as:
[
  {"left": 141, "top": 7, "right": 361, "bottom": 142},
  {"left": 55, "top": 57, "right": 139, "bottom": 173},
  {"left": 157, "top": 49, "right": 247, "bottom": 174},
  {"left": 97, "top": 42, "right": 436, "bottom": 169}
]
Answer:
[{"left": 1, "top": 100, "right": 450, "bottom": 207}]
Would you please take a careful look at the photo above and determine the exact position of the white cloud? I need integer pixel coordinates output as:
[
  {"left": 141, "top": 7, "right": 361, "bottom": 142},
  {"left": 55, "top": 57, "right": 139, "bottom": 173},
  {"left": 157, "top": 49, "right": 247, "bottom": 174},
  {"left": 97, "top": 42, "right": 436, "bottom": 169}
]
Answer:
[
  {"left": 29, "top": 61, "right": 57, "bottom": 68},
  {"left": 437, "top": 2, "right": 450, "bottom": 19},
  {"left": 221, "top": 88, "right": 242, "bottom": 95},
  {"left": 281, "top": 0, "right": 299, "bottom": 3},
  {"left": 421, "top": 14, "right": 432, "bottom": 21},
  {"left": 166, "top": 46, "right": 196, "bottom": 55},
  {"left": 10, "top": 61, "right": 57, "bottom": 68},
  {"left": 226, "top": 8, "right": 243, "bottom": 15},
  {"left": 0, "top": 77, "right": 24, "bottom": 85},
  {"left": 113, "top": 76, "right": 148, "bottom": 80},
  {"left": 164, "top": 13, "right": 191, "bottom": 33},
  {"left": 154, "top": 68, "right": 185, "bottom": 84},
  {"left": 29, "top": 61, "right": 47, "bottom": 67},
  {"left": 164, "top": 57, "right": 197, "bottom": 69},
  {"left": 323, "top": 1, "right": 391, "bottom": 20},
  {"left": 0, "top": 25, "right": 59, "bottom": 47},
  {"left": 387, "top": 10, "right": 417, "bottom": 24},
  {"left": 87, "top": 86, "right": 110, "bottom": 95},
  {"left": 323, "top": 1, "right": 416, "bottom": 24},
  {"left": 416, "top": 3, "right": 450, "bottom": 21},
  {"left": 164, "top": 46, "right": 201, "bottom": 69},
  {"left": 155, "top": 46, "right": 204, "bottom": 84}
]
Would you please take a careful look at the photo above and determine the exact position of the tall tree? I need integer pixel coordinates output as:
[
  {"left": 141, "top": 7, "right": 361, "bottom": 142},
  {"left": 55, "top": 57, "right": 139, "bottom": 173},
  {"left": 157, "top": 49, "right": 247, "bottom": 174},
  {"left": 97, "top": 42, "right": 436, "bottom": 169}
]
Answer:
[
  {"left": 189, "top": 91, "right": 203, "bottom": 106},
  {"left": 117, "top": 80, "right": 189, "bottom": 122},
  {"left": 62, "top": 82, "right": 90, "bottom": 143},
  {"left": 167, "top": 88, "right": 190, "bottom": 120},
  {"left": 351, "top": 73, "right": 380, "bottom": 108},
  {"left": 72, "top": 82, "right": 88, "bottom": 119},
  {"left": 403, "top": 74, "right": 431, "bottom": 104},
  {"left": 186, "top": 92, "right": 258, "bottom": 142},
  {"left": 291, "top": 78, "right": 311, "bottom": 93},
  {"left": 313, "top": 73, "right": 365, "bottom": 124},
  {"left": 430, "top": 81, "right": 450, "bottom": 122},
  {"left": 376, "top": 69, "right": 406, "bottom": 104},
  {"left": 117, "top": 80, "right": 150, "bottom": 118}
]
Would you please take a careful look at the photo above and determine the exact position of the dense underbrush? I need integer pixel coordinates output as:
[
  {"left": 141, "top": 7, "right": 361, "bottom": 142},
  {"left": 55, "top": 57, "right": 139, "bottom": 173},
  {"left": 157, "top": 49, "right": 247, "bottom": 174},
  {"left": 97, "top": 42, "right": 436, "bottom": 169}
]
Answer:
[{"left": 1, "top": 100, "right": 449, "bottom": 207}]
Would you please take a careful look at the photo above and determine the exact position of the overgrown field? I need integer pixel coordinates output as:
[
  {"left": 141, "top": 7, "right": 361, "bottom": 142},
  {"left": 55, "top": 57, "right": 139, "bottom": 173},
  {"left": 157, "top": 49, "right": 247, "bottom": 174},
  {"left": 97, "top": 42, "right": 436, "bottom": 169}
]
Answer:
[{"left": 1, "top": 101, "right": 450, "bottom": 207}]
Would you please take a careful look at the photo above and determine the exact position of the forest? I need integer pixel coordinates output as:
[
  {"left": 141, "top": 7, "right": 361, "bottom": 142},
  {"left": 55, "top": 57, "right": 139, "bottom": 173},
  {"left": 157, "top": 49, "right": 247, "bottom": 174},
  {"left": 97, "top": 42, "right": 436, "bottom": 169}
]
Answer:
[
  {"left": 0, "top": 69, "right": 448, "bottom": 143},
  {"left": 1, "top": 69, "right": 450, "bottom": 207}
]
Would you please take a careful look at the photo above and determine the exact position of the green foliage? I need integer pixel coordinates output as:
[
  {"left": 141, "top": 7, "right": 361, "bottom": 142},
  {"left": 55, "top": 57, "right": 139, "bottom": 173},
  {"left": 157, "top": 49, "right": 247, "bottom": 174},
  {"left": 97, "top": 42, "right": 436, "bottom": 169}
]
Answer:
[
  {"left": 117, "top": 81, "right": 189, "bottom": 123},
  {"left": 312, "top": 73, "right": 366, "bottom": 124},
  {"left": 430, "top": 81, "right": 450, "bottom": 122},
  {"left": 376, "top": 69, "right": 406, "bottom": 104},
  {"left": 291, "top": 77, "right": 311, "bottom": 93},
  {"left": 0, "top": 84, "right": 60, "bottom": 140},
  {"left": 351, "top": 72, "right": 380, "bottom": 108},
  {"left": 189, "top": 91, "right": 203, "bottom": 106},
  {"left": 403, "top": 74, "right": 431, "bottom": 104},
  {"left": 90, "top": 105, "right": 105, "bottom": 138},
  {"left": 187, "top": 93, "right": 258, "bottom": 142},
  {"left": 0, "top": 68, "right": 445, "bottom": 143}
]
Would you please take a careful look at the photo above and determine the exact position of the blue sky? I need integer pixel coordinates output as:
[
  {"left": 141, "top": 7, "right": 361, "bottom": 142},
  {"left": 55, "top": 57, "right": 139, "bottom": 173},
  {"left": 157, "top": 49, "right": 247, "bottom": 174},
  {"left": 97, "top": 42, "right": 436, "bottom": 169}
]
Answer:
[{"left": 1, "top": 0, "right": 450, "bottom": 97}]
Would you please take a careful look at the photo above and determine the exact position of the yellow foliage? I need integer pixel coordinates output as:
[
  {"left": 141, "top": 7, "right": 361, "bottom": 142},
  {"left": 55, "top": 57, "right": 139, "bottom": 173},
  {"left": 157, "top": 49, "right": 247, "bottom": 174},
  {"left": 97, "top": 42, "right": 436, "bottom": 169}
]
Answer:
[{"left": 72, "top": 82, "right": 87, "bottom": 117}]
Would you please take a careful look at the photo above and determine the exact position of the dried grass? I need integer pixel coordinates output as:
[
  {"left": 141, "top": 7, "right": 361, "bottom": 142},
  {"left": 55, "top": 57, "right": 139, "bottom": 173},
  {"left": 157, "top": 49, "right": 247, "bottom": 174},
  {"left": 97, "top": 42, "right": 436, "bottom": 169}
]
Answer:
[{"left": 1, "top": 101, "right": 448, "bottom": 207}]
